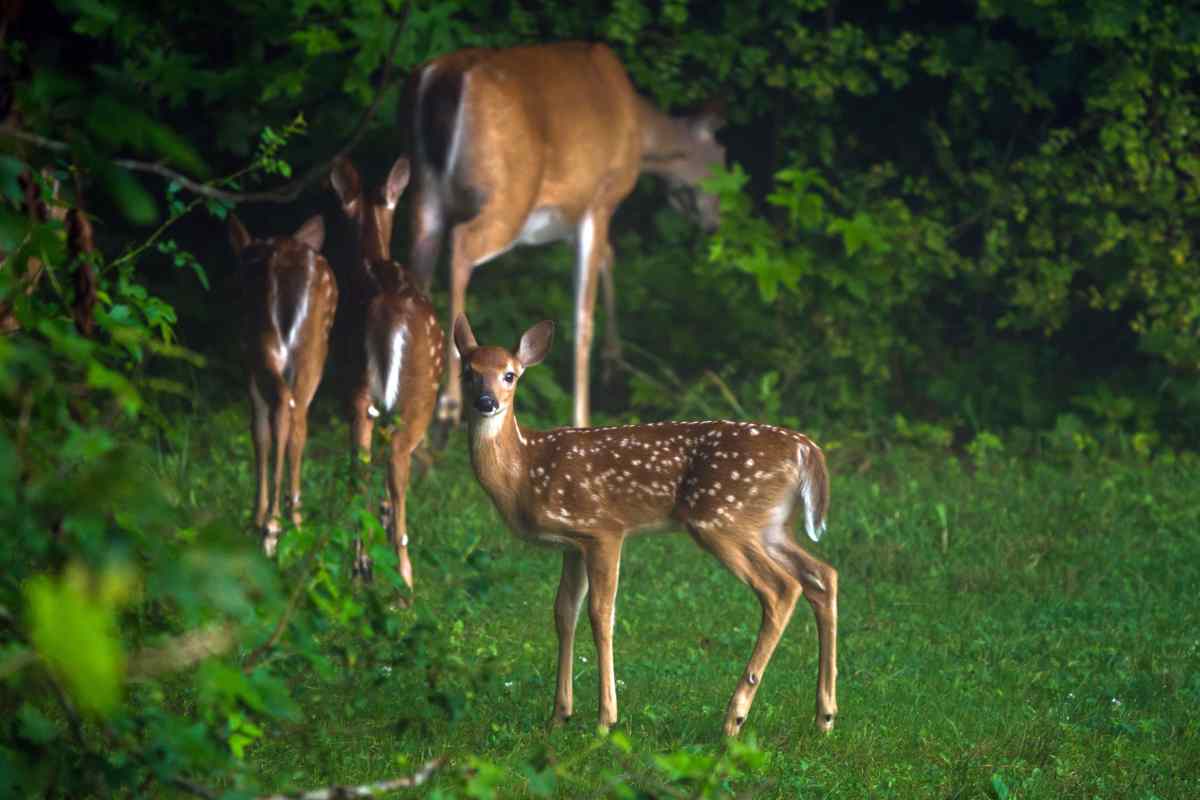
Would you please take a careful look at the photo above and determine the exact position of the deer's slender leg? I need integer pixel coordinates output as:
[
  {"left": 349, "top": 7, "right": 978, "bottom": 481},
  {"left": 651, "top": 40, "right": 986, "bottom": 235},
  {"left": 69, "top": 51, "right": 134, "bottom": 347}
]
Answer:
[
  {"left": 551, "top": 549, "right": 589, "bottom": 726},
  {"left": 583, "top": 536, "right": 624, "bottom": 729},
  {"left": 387, "top": 430, "right": 416, "bottom": 591},
  {"left": 350, "top": 387, "right": 374, "bottom": 580},
  {"left": 409, "top": 188, "right": 444, "bottom": 296},
  {"left": 775, "top": 535, "right": 839, "bottom": 731},
  {"left": 249, "top": 375, "right": 271, "bottom": 530},
  {"left": 690, "top": 527, "right": 801, "bottom": 736},
  {"left": 265, "top": 376, "right": 293, "bottom": 556},
  {"left": 573, "top": 208, "right": 615, "bottom": 428},
  {"left": 440, "top": 217, "right": 516, "bottom": 425},
  {"left": 439, "top": 231, "right": 470, "bottom": 425},
  {"left": 598, "top": 243, "right": 622, "bottom": 384},
  {"left": 284, "top": 406, "right": 308, "bottom": 528},
  {"left": 286, "top": 340, "right": 327, "bottom": 528}
]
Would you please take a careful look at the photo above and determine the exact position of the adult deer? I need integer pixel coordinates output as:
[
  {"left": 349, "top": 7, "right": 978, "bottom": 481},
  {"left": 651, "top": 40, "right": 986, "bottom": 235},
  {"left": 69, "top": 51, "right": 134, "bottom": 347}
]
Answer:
[
  {"left": 407, "top": 42, "right": 726, "bottom": 428},
  {"left": 454, "top": 315, "right": 838, "bottom": 736},
  {"left": 228, "top": 214, "right": 337, "bottom": 556},
  {"left": 330, "top": 155, "right": 442, "bottom": 588}
]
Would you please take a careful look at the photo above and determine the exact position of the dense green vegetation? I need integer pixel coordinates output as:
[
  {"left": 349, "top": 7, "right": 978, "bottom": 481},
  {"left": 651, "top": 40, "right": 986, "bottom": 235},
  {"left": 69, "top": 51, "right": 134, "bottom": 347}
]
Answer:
[{"left": 2, "top": 0, "right": 1199, "bottom": 797}]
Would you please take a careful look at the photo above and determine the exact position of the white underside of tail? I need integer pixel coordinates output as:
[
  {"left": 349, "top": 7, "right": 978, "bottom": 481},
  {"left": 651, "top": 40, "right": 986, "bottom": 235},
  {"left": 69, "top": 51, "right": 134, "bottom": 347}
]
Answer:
[
  {"left": 368, "top": 327, "right": 407, "bottom": 413},
  {"left": 285, "top": 290, "right": 309, "bottom": 358},
  {"left": 799, "top": 441, "right": 825, "bottom": 542}
]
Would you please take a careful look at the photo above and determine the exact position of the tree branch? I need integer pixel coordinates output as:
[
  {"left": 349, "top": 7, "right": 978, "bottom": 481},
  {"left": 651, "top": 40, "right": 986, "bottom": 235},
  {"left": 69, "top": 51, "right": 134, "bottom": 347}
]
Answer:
[
  {"left": 257, "top": 758, "right": 445, "bottom": 800},
  {"left": 168, "top": 759, "right": 445, "bottom": 800},
  {"left": 0, "top": 2, "right": 411, "bottom": 206}
]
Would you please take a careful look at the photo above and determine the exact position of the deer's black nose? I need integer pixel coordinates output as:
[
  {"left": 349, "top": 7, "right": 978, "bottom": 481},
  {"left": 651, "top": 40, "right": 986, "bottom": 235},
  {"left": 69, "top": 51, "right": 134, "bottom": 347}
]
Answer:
[{"left": 475, "top": 393, "right": 498, "bottom": 414}]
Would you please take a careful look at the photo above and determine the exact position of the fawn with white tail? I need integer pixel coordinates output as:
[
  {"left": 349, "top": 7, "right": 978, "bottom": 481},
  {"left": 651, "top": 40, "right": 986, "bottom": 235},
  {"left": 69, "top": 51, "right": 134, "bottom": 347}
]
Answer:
[
  {"left": 330, "top": 155, "right": 443, "bottom": 587},
  {"left": 229, "top": 214, "right": 337, "bottom": 556},
  {"left": 454, "top": 315, "right": 838, "bottom": 736}
]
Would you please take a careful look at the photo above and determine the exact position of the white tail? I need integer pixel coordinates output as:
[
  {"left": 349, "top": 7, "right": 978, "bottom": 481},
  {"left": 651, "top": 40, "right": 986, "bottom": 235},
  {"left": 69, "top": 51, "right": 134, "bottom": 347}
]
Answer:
[{"left": 453, "top": 315, "right": 837, "bottom": 736}]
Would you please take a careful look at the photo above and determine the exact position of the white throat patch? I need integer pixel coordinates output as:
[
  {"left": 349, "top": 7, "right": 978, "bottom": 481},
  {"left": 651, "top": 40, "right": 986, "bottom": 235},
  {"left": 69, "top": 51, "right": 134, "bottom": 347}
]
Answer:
[{"left": 474, "top": 408, "right": 508, "bottom": 440}]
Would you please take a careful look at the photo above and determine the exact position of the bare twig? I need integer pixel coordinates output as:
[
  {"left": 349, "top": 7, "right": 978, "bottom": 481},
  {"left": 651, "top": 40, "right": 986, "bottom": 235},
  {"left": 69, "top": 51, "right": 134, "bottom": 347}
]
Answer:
[
  {"left": 169, "top": 759, "right": 445, "bottom": 800},
  {"left": 701, "top": 369, "right": 747, "bottom": 418},
  {"left": 0, "top": 3, "right": 411, "bottom": 206},
  {"left": 170, "top": 777, "right": 220, "bottom": 800},
  {"left": 257, "top": 758, "right": 445, "bottom": 800}
]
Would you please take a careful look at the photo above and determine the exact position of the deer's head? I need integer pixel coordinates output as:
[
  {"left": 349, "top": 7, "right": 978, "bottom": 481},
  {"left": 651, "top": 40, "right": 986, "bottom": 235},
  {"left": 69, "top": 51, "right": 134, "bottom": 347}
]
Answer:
[
  {"left": 228, "top": 214, "right": 325, "bottom": 272},
  {"left": 331, "top": 155, "right": 410, "bottom": 265},
  {"left": 663, "top": 105, "right": 726, "bottom": 233},
  {"left": 454, "top": 314, "right": 555, "bottom": 431}
]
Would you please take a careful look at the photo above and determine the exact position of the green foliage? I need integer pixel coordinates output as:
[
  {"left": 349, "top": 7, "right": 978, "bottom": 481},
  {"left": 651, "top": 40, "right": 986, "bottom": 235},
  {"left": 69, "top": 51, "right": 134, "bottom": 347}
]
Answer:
[
  {"left": 4, "top": 0, "right": 1200, "bottom": 796},
  {"left": 24, "top": 563, "right": 136, "bottom": 716}
]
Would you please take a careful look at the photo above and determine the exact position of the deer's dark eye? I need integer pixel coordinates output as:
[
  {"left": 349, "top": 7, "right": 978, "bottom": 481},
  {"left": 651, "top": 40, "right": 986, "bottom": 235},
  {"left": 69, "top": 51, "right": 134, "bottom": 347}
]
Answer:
[{"left": 503, "top": 371, "right": 516, "bottom": 384}]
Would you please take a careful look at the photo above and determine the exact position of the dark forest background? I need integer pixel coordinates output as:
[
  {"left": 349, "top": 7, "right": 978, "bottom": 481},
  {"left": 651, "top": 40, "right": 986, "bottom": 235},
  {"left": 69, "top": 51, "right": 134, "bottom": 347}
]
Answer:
[
  {"left": 6, "top": 0, "right": 1199, "bottom": 444},
  {"left": 2, "top": 1, "right": 1198, "bottom": 797}
]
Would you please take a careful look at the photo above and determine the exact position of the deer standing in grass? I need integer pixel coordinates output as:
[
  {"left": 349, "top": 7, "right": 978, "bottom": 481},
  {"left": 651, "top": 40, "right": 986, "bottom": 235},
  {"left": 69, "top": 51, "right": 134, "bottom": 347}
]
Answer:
[
  {"left": 407, "top": 41, "right": 726, "bottom": 428},
  {"left": 454, "top": 315, "right": 838, "bottom": 736},
  {"left": 229, "top": 214, "right": 337, "bottom": 556},
  {"left": 330, "top": 155, "right": 442, "bottom": 587}
]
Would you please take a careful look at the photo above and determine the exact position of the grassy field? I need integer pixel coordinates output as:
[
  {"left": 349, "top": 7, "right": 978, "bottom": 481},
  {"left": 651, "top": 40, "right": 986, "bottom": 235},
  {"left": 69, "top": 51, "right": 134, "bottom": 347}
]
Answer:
[{"left": 176, "top": 402, "right": 1200, "bottom": 798}]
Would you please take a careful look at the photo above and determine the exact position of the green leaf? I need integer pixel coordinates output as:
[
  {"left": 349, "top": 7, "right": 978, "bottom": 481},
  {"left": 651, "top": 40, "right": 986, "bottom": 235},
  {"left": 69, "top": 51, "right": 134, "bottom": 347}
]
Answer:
[
  {"left": 17, "top": 704, "right": 59, "bottom": 745},
  {"left": 103, "top": 169, "right": 158, "bottom": 225},
  {"left": 25, "top": 564, "right": 136, "bottom": 716}
]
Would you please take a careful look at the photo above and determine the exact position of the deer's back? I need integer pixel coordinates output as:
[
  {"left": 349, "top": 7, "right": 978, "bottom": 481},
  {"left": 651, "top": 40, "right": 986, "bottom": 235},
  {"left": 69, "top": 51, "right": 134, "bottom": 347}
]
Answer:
[
  {"left": 521, "top": 421, "right": 821, "bottom": 537},
  {"left": 243, "top": 240, "right": 335, "bottom": 379},
  {"left": 363, "top": 288, "right": 442, "bottom": 417},
  {"left": 413, "top": 42, "right": 642, "bottom": 222}
]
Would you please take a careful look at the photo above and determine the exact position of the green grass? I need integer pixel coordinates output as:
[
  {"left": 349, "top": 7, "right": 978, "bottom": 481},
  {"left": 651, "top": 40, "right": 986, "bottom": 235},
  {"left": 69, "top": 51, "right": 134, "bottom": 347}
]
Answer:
[{"left": 174, "top": 402, "right": 1200, "bottom": 798}]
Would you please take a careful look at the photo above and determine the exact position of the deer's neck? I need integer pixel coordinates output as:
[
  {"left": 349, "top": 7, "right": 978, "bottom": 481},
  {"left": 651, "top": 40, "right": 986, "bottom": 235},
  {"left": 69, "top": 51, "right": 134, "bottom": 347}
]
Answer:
[
  {"left": 360, "top": 206, "right": 394, "bottom": 264},
  {"left": 637, "top": 95, "right": 696, "bottom": 177},
  {"left": 467, "top": 409, "right": 529, "bottom": 520}
]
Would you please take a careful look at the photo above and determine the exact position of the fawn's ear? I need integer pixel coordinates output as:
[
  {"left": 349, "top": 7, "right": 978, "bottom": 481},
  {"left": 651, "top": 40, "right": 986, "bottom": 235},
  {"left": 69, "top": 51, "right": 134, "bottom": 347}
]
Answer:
[
  {"left": 516, "top": 320, "right": 555, "bottom": 369},
  {"left": 453, "top": 314, "right": 478, "bottom": 362},
  {"left": 384, "top": 156, "right": 410, "bottom": 209},
  {"left": 329, "top": 156, "right": 361, "bottom": 217},
  {"left": 293, "top": 215, "right": 325, "bottom": 252},
  {"left": 228, "top": 214, "right": 252, "bottom": 256}
]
